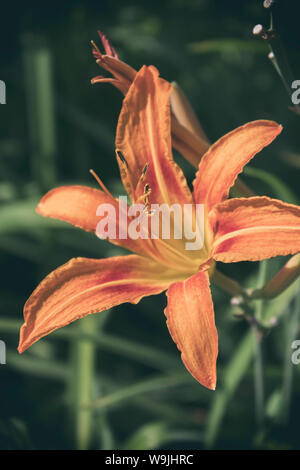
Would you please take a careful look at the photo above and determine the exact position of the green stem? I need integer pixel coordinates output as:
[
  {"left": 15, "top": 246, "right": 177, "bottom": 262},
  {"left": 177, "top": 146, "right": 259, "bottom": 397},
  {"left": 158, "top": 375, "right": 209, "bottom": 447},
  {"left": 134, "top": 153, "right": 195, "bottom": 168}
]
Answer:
[
  {"left": 281, "top": 282, "right": 300, "bottom": 423},
  {"left": 252, "top": 260, "right": 268, "bottom": 433},
  {"left": 255, "top": 260, "right": 268, "bottom": 323},
  {"left": 252, "top": 324, "right": 264, "bottom": 432},
  {"left": 212, "top": 269, "right": 244, "bottom": 297},
  {"left": 70, "top": 315, "right": 97, "bottom": 450},
  {"left": 23, "top": 36, "right": 57, "bottom": 191}
]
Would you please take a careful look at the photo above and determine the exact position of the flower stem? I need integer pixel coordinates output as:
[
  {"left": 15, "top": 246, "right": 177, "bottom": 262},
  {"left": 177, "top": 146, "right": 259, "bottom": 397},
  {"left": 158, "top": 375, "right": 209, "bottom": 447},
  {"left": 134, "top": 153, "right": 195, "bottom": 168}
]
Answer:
[
  {"left": 255, "top": 260, "right": 268, "bottom": 322},
  {"left": 212, "top": 269, "right": 244, "bottom": 297},
  {"left": 252, "top": 323, "right": 264, "bottom": 433},
  {"left": 252, "top": 260, "right": 268, "bottom": 434}
]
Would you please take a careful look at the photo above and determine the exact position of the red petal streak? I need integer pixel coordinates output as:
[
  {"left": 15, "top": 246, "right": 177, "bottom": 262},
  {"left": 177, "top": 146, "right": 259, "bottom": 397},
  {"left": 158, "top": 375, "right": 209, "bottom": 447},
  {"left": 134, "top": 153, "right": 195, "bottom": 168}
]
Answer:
[
  {"left": 36, "top": 185, "right": 151, "bottom": 256},
  {"left": 212, "top": 196, "right": 300, "bottom": 262},
  {"left": 19, "top": 255, "right": 177, "bottom": 353},
  {"left": 115, "top": 65, "right": 193, "bottom": 206}
]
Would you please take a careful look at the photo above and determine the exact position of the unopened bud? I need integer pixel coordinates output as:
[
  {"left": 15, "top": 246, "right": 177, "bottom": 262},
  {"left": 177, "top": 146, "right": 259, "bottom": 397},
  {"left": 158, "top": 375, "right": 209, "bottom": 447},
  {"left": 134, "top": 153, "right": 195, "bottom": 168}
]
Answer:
[
  {"left": 253, "top": 24, "right": 276, "bottom": 41},
  {"left": 231, "top": 295, "right": 243, "bottom": 306},
  {"left": 253, "top": 24, "right": 266, "bottom": 37},
  {"left": 264, "top": 0, "right": 275, "bottom": 8},
  {"left": 252, "top": 254, "right": 300, "bottom": 300},
  {"left": 170, "top": 82, "right": 209, "bottom": 142}
]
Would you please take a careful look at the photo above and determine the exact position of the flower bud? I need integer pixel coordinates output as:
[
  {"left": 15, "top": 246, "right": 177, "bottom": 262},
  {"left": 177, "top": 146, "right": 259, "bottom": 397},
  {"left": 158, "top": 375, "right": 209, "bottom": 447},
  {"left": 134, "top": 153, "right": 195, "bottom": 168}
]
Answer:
[{"left": 253, "top": 254, "right": 300, "bottom": 299}]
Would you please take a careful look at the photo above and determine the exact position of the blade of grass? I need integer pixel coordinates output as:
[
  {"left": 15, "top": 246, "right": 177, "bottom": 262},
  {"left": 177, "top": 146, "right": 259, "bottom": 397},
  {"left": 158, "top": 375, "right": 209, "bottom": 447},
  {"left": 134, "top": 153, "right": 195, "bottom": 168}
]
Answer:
[
  {"left": 0, "top": 200, "right": 70, "bottom": 235},
  {"left": 244, "top": 167, "right": 298, "bottom": 204},
  {"left": 204, "top": 331, "right": 253, "bottom": 448},
  {"left": 56, "top": 96, "right": 114, "bottom": 151},
  {"left": 6, "top": 351, "right": 70, "bottom": 381},
  {"left": 0, "top": 318, "right": 178, "bottom": 372},
  {"left": 134, "top": 396, "right": 202, "bottom": 425},
  {"left": 280, "top": 282, "right": 300, "bottom": 423},
  {"left": 205, "top": 268, "right": 300, "bottom": 448},
  {"left": 85, "top": 372, "right": 192, "bottom": 411},
  {"left": 23, "top": 37, "right": 57, "bottom": 191},
  {"left": 253, "top": 260, "right": 268, "bottom": 432},
  {"left": 188, "top": 38, "right": 268, "bottom": 55},
  {"left": 121, "top": 422, "right": 169, "bottom": 450},
  {"left": 69, "top": 315, "right": 97, "bottom": 450}
]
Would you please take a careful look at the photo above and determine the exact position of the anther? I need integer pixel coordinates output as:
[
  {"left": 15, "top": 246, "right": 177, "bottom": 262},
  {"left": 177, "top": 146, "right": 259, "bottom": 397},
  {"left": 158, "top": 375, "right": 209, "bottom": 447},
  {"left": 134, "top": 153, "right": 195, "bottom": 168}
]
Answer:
[
  {"left": 116, "top": 150, "right": 128, "bottom": 168},
  {"left": 142, "top": 206, "right": 154, "bottom": 216},
  {"left": 140, "top": 163, "right": 149, "bottom": 181},
  {"left": 136, "top": 186, "right": 152, "bottom": 203}
]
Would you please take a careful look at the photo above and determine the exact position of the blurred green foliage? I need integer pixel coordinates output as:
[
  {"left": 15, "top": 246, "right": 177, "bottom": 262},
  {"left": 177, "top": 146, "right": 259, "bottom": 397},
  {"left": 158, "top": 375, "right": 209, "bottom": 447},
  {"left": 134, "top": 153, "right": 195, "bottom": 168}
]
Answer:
[{"left": 0, "top": 0, "right": 300, "bottom": 450}]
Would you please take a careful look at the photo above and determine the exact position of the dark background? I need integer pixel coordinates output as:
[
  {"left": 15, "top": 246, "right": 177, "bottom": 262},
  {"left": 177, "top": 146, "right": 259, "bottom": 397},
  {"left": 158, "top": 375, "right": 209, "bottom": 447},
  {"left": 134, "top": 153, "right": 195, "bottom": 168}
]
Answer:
[{"left": 0, "top": 0, "right": 300, "bottom": 450}]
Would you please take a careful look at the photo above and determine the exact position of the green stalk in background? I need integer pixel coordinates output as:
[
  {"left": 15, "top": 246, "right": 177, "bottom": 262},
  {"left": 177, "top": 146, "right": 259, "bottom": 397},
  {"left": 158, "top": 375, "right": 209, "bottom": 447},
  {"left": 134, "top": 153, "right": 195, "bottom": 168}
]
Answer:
[
  {"left": 280, "top": 282, "right": 300, "bottom": 423},
  {"left": 23, "top": 36, "right": 57, "bottom": 191},
  {"left": 252, "top": 260, "right": 268, "bottom": 435},
  {"left": 69, "top": 315, "right": 97, "bottom": 450}
]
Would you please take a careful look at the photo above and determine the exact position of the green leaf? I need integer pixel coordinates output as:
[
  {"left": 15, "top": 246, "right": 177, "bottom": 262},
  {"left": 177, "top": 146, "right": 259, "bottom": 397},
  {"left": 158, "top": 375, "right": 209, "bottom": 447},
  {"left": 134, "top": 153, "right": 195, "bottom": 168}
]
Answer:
[
  {"left": 205, "top": 331, "right": 253, "bottom": 448},
  {"left": 6, "top": 351, "right": 70, "bottom": 381},
  {"left": 0, "top": 200, "right": 70, "bottom": 235},
  {"left": 0, "top": 318, "right": 178, "bottom": 372},
  {"left": 188, "top": 39, "right": 268, "bottom": 55},
  {"left": 122, "top": 422, "right": 169, "bottom": 450},
  {"left": 244, "top": 167, "right": 299, "bottom": 204},
  {"left": 85, "top": 372, "right": 192, "bottom": 411}
]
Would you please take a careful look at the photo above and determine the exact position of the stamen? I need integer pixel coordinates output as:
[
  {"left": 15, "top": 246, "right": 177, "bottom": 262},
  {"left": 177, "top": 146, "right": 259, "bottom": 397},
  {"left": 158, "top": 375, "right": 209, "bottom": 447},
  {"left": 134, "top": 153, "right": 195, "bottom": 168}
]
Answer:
[
  {"left": 115, "top": 149, "right": 136, "bottom": 200},
  {"left": 143, "top": 184, "right": 152, "bottom": 213},
  {"left": 135, "top": 184, "right": 152, "bottom": 204},
  {"left": 140, "top": 162, "right": 149, "bottom": 182},
  {"left": 143, "top": 206, "right": 155, "bottom": 217},
  {"left": 116, "top": 149, "right": 128, "bottom": 168},
  {"left": 91, "top": 40, "right": 101, "bottom": 54},
  {"left": 89, "top": 169, "right": 114, "bottom": 199}
]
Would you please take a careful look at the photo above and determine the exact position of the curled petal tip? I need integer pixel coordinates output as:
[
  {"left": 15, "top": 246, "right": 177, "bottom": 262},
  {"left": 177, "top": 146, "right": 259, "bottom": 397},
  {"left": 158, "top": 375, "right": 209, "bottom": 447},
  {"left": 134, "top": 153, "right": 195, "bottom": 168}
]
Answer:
[{"left": 207, "top": 380, "right": 216, "bottom": 391}]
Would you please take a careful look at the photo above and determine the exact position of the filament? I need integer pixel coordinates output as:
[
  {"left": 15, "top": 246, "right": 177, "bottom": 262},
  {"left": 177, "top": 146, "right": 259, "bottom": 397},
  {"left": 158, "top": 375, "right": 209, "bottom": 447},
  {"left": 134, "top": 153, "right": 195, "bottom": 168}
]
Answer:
[{"left": 89, "top": 169, "right": 114, "bottom": 199}]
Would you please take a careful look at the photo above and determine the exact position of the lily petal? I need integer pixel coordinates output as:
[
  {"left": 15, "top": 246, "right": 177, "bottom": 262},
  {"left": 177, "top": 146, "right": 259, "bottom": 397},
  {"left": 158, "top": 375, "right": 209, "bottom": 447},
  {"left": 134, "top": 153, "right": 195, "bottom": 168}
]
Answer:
[
  {"left": 211, "top": 196, "right": 300, "bottom": 262},
  {"left": 37, "top": 185, "right": 150, "bottom": 255},
  {"left": 19, "top": 255, "right": 179, "bottom": 353},
  {"left": 91, "top": 55, "right": 135, "bottom": 94},
  {"left": 115, "top": 65, "right": 193, "bottom": 206},
  {"left": 170, "top": 82, "right": 209, "bottom": 143},
  {"left": 97, "top": 31, "right": 119, "bottom": 58},
  {"left": 193, "top": 120, "right": 282, "bottom": 209},
  {"left": 164, "top": 270, "right": 218, "bottom": 390},
  {"left": 91, "top": 46, "right": 210, "bottom": 170},
  {"left": 171, "top": 116, "right": 210, "bottom": 168}
]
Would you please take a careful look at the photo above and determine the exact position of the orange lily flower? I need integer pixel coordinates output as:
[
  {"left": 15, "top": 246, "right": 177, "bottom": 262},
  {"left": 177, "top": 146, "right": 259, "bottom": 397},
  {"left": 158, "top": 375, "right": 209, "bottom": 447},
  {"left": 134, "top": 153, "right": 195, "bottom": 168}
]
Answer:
[
  {"left": 18, "top": 64, "right": 300, "bottom": 391},
  {"left": 91, "top": 31, "right": 254, "bottom": 201},
  {"left": 91, "top": 31, "right": 210, "bottom": 167}
]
